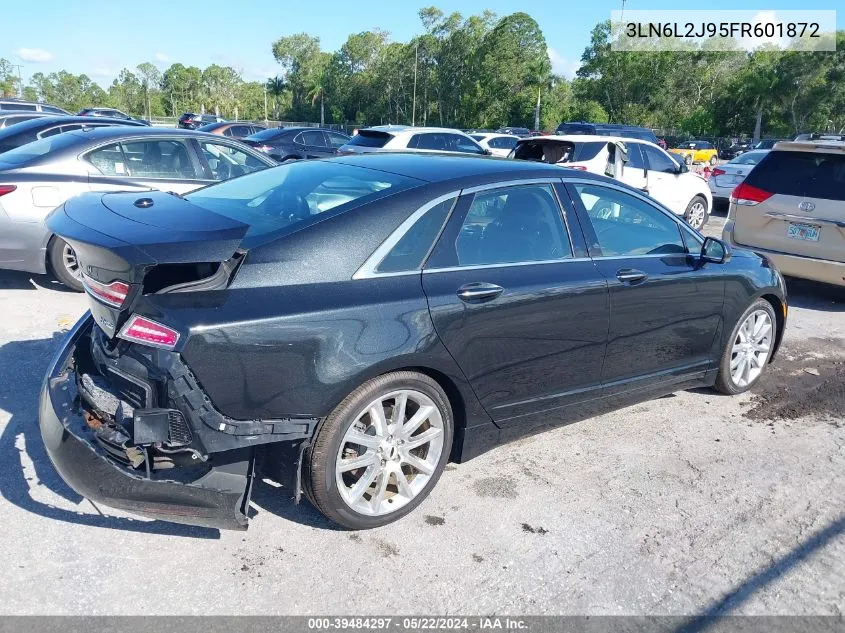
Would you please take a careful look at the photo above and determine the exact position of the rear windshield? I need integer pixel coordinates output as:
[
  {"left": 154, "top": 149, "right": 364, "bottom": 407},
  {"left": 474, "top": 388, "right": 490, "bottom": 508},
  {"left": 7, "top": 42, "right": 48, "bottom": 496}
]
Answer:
[
  {"left": 744, "top": 150, "right": 845, "bottom": 201},
  {"left": 514, "top": 140, "right": 605, "bottom": 164},
  {"left": 556, "top": 123, "right": 595, "bottom": 135},
  {"left": 344, "top": 131, "right": 392, "bottom": 148},
  {"left": 0, "top": 131, "right": 81, "bottom": 166},
  {"left": 245, "top": 128, "right": 283, "bottom": 141},
  {"left": 596, "top": 128, "right": 656, "bottom": 143},
  {"left": 197, "top": 122, "right": 223, "bottom": 132},
  {"left": 185, "top": 160, "right": 422, "bottom": 243},
  {"left": 729, "top": 150, "right": 769, "bottom": 165}
]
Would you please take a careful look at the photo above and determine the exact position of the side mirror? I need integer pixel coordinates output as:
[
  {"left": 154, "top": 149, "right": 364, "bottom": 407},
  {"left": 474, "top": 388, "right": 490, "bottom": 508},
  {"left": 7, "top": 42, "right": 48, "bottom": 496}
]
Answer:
[
  {"left": 483, "top": 148, "right": 493, "bottom": 156},
  {"left": 701, "top": 236, "right": 731, "bottom": 264},
  {"left": 676, "top": 160, "right": 689, "bottom": 174}
]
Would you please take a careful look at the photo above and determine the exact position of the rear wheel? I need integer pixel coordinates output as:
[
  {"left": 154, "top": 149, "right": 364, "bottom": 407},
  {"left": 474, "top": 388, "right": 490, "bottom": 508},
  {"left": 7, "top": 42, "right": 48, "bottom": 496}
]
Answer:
[
  {"left": 48, "top": 238, "right": 84, "bottom": 291},
  {"left": 715, "top": 299, "right": 776, "bottom": 394},
  {"left": 304, "top": 371, "right": 453, "bottom": 529},
  {"left": 684, "top": 195, "right": 709, "bottom": 230}
]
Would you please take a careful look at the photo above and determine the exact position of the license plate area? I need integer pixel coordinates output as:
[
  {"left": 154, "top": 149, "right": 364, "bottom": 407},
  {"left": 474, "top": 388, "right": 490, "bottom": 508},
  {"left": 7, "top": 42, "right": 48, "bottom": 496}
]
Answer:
[{"left": 787, "top": 222, "right": 821, "bottom": 242}]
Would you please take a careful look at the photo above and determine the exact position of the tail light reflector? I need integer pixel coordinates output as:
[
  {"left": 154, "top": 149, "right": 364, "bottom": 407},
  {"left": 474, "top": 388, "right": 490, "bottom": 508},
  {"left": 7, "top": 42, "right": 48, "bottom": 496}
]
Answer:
[
  {"left": 711, "top": 168, "right": 726, "bottom": 177},
  {"left": 731, "top": 182, "right": 773, "bottom": 206},
  {"left": 0, "top": 185, "right": 17, "bottom": 197},
  {"left": 82, "top": 274, "right": 129, "bottom": 307},
  {"left": 118, "top": 315, "right": 180, "bottom": 349}
]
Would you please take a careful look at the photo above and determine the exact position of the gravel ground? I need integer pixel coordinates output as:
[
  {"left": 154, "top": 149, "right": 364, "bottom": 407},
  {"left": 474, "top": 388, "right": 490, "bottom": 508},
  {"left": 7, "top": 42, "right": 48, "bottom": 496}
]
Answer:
[{"left": 0, "top": 220, "right": 843, "bottom": 615}]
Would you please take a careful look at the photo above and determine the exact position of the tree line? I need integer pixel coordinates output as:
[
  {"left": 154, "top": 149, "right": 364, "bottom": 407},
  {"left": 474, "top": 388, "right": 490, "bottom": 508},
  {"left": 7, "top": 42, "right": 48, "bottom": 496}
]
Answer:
[{"left": 1, "top": 8, "right": 843, "bottom": 139}]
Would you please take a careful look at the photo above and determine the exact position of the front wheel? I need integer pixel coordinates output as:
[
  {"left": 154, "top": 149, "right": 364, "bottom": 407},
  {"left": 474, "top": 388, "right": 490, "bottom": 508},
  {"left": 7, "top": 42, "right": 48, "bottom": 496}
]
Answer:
[
  {"left": 304, "top": 371, "right": 453, "bottom": 529},
  {"left": 714, "top": 299, "right": 777, "bottom": 395},
  {"left": 48, "top": 237, "right": 84, "bottom": 291},
  {"left": 684, "top": 196, "right": 709, "bottom": 230}
]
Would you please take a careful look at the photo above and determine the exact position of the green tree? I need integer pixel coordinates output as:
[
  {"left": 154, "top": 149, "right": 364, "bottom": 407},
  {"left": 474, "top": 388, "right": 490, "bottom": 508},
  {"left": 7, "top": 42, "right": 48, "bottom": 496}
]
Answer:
[{"left": 136, "top": 62, "right": 162, "bottom": 119}]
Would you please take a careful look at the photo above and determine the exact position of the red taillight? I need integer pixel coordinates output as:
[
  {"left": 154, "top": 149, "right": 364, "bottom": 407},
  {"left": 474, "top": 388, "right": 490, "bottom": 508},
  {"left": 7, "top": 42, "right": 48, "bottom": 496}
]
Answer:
[
  {"left": 118, "top": 315, "right": 180, "bottom": 349},
  {"left": 731, "top": 182, "right": 772, "bottom": 206},
  {"left": 82, "top": 274, "right": 130, "bottom": 308},
  {"left": 0, "top": 185, "right": 17, "bottom": 197},
  {"left": 711, "top": 168, "right": 726, "bottom": 177}
]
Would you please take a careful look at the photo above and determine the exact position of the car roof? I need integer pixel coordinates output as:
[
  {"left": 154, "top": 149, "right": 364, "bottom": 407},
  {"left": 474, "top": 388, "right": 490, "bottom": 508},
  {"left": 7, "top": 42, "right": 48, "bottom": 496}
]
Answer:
[
  {"left": 0, "top": 115, "right": 143, "bottom": 135},
  {"left": 362, "top": 125, "right": 468, "bottom": 136},
  {"left": 772, "top": 140, "right": 845, "bottom": 153},
  {"left": 329, "top": 151, "right": 608, "bottom": 184},
  {"left": 517, "top": 134, "right": 661, "bottom": 149},
  {"left": 472, "top": 132, "right": 518, "bottom": 139}
]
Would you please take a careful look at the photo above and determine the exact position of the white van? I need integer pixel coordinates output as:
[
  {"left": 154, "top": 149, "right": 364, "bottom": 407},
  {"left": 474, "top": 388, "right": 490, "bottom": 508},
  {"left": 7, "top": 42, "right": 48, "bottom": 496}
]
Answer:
[{"left": 512, "top": 135, "right": 713, "bottom": 229}]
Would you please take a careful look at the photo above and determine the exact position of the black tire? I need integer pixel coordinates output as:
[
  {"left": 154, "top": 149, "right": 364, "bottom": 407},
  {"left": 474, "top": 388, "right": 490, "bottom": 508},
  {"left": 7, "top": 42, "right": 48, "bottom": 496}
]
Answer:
[
  {"left": 48, "top": 237, "right": 84, "bottom": 292},
  {"left": 303, "top": 371, "right": 454, "bottom": 529},
  {"left": 684, "top": 195, "right": 709, "bottom": 230},
  {"left": 709, "top": 155, "right": 718, "bottom": 166},
  {"left": 714, "top": 298, "right": 777, "bottom": 395}
]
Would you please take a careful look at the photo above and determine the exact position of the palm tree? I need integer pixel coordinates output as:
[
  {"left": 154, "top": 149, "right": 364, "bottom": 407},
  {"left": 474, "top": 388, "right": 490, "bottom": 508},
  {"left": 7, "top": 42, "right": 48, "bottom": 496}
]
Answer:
[
  {"left": 266, "top": 76, "right": 286, "bottom": 119},
  {"left": 307, "top": 66, "right": 327, "bottom": 126}
]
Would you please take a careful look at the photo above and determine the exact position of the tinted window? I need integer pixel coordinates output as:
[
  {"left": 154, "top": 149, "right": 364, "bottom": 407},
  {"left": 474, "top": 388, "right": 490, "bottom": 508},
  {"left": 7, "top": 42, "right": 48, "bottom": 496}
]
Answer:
[
  {"left": 227, "top": 125, "right": 252, "bottom": 138},
  {"left": 88, "top": 140, "right": 198, "bottom": 179},
  {"left": 198, "top": 140, "right": 269, "bottom": 181},
  {"left": 1, "top": 103, "right": 37, "bottom": 112},
  {"left": 626, "top": 143, "right": 646, "bottom": 169},
  {"left": 412, "top": 133, "right": 447, "bottom": 151},
  {"left": 729, "top": 150, "right": 769, "bottom": 166},
  {"left": 186, "top": 161, "right": 422, "bottom": 241},
  {"left": 744, "top": 150, "right": 845, "bottom": 201},
  {"left": 43, "top": 106, "right": 66, "bottom": 114},
  {"left": 450, "top": 184, "right": 571, "bottom": 266},
  {"left": 344, "top": 130, "right": 391, "bottom": 148},
  {"left": 300, "top": 130, "right": 326, "bottom": 146},
  {"left": 490, "top": 136, "right": 517, "bottom": 150},
  {"left": 447, "top": 134, "right": 483, "bottom": 154},
  {"left": 376, "top": 198, "right": 454, "bottom": 273},
  {"left": 37, "top": 125, "right": 64, "bottom": 139},
  {"left": 556, "top": 123, "right": 595, "bottom": 135},
  {"left": 642, "top": 146, "right": 678, "bottom": 174},
  {"left": 326, "top": 131, "right": 350, "bottom": 148},
  {"left": 574, "top": 184, "right": 685, "bottom": 257}
]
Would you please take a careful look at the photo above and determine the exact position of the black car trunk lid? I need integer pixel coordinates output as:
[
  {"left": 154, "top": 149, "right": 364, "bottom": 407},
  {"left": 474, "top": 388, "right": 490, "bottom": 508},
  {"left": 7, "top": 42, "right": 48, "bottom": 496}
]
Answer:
[{"left": 46, "top": 190, "right": 249, "bottom": 338}]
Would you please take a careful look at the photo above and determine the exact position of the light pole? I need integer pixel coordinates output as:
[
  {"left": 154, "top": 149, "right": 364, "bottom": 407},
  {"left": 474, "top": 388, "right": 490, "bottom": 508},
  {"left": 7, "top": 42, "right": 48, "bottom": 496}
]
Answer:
[
  {"left": 411, "top": 42, "right": 418, "bottom": 126},
  {"left": 264, "top": 82, "right": 268, "bottom": 123}
]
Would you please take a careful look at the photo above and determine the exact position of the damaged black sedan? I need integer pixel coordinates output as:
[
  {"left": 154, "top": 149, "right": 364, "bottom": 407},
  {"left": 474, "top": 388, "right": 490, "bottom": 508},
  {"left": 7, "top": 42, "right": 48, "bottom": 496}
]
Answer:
[{"left": 40, "top": 153, "right": 786, "bottom": 530}]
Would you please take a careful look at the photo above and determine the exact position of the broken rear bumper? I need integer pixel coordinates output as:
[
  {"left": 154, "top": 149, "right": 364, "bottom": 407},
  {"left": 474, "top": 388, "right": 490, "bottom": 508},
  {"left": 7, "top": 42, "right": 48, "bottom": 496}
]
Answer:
[{"left": 39, "top": 314, "right": 253, "bottom": 530}]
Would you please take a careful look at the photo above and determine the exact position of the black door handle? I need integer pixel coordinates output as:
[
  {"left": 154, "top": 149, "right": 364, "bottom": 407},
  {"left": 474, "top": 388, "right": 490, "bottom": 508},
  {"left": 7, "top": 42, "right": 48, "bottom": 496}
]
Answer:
[
  {"left": 457, "top": 282, "right": 504, "bottom": 302},
  {"left": 616, "top": 268, "right": 648, "bottom": 284}
]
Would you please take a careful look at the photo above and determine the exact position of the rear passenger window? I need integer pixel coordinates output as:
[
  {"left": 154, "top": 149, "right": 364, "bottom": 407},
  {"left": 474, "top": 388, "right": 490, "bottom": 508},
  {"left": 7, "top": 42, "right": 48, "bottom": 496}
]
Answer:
[
  {"left": 447, "top": 185, "right": 572, "bottom": 267},
  {"left": 87, "top": 140, "right": 199, "bottom": 179},
  {"left": 626, "top": 143, "right": 646, "bottom": 169},
  {"left": 574, "top": 184, "right": 686, "bottom": 257},
  {"left": 744, "top": 151, "right": 845, "bottom": 201},
  {"left": 376, "top": 198, "right": 454, "bottom": 273}
]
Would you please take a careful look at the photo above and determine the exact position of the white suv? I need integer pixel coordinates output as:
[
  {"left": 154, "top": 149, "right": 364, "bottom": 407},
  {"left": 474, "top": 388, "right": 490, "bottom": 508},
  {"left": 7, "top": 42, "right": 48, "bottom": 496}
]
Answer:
[
  {"left": 722, "top": 140, "right": 845, "bottom": 287},
  {"left": 340, "top": 126, "right": 488, "bottom": 156},
  {"left": 512, "top": 135, "right": 713, "bottom": 229}
]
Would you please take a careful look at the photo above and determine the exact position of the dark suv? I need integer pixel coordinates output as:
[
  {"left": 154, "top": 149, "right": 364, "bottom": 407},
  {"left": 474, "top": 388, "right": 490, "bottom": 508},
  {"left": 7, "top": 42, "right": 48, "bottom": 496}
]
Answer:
[
  {"left": 178, "top": 113, "right": 224, "bottom": 130},
  {"left": 555, "top": 121, "right": 659, "bottom": 145}
]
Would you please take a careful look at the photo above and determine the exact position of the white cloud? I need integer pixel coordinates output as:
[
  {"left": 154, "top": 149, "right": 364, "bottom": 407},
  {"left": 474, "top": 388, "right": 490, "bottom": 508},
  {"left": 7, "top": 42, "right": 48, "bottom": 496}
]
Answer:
[
  {"left": 249, "top": 66, "right": 279, "bottom": 81},
  {"left": 15, "top": 47, "right": 53, "bottom": 63},
  {"left": 547, "top": 47, "right": 579, "bottom": 79},
  {"left": 154, "top": 52, "right": 169, "bottom": 63}
]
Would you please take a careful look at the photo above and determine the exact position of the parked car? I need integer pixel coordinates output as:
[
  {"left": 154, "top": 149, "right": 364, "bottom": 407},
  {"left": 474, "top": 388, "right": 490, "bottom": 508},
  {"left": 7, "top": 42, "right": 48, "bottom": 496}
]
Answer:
[
  {"left": 178, "top": 113, "right": 225, "bottom": 129},
  {"left": 719, "top": 141, "right": 753, "bottom": 160},
  {"left": 469, "top": 132, "right": 519, "bottom": 157},
  {"left": 512, "top": 135, "right": 713, "bottom": 229},
  {"left": 0, "top": 127, "right": 275, "bottom": 290},
  {"left": 241, "top": 126, "right": 350, "bottom": 161},
  {"left": 555, "top": 121, "right": 660, "bottom": 146},
  {"left": 0, "top": 115, "right": 147, "bottom": 154},
  {"left": 39, "top": 152, "right": 786, "bottom": 531},
  {"left": 0, "top": 111, "right": 55, "bottom": 130},
  {"left": 708, "top": 150, "right": 770, "bottom": 205},
  {"left": 78, "top": 107, "right": 150, "bottom": 125},
  {"left": 197, "top": 121, "right": 266, "bottom": 139},
  {"left": 339, "top": 126, "right": 487, "bottom": 155},
  {"left": 793, "top": 133, "right": 845, "bottom": 142},
  {"left": 723, "top": 139, "right": 845, "bottom": 287},
  {"left": 754, "top": 138, "right": 786, "bottom": 150},
  {"left": 0, "top": 98, "right": 69, "bottom": 115},
  {"left": 496, "top": 126, "right": 531, "bottom": 137},
  {"left": 670, "top": 141, "right": 719, "bottom": 166}
]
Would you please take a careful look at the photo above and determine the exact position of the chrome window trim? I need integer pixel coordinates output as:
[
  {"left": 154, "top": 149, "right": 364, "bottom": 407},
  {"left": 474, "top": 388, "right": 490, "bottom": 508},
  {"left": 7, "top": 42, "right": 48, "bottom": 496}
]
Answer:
[
  {"left": 563, "top": 176, "right": 704, "bottom": 250},
  {"left": 423, "top": 257, "right": 591, "bottom": 275},
  {"left": 460, "top": 177, "right": 562, "bottom": 195},
  {"left": 352, "top": 192, "right": 460, "bottom": 280}
]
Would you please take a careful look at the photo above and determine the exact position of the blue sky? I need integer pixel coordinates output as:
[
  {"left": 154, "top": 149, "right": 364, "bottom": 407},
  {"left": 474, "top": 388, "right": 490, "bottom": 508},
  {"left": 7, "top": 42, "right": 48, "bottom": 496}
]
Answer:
[{"left": 2, "top": 0, "right": 841, "bottom": 88}]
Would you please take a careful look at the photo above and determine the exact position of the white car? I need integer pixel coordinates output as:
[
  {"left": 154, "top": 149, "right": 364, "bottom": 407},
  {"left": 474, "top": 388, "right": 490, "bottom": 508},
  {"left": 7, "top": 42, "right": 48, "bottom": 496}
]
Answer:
[
  {"left": 512, "top": 134, "right": 713, "bottom": 229},
  {"left": 340, "top": 125, "right": 488, "bottom": 156},
  {"left": 469, "top": 132, "right": 519, "bottom": 157},
  {"left": 708, "top": 149, "right": 769, "bottom": 205}
]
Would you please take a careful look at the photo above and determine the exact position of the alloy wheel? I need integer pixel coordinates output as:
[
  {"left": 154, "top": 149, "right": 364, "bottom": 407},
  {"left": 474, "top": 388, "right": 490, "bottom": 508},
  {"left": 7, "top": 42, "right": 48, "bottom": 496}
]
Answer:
[
  {"left": 730, "top": 309, "right": 773, "bottom": 388},
  {"left": 62, "top": 243, "right": 81, "bottom": 280},
  {"left": 335, "top": 389, "right": 445, "bottom": 517},
  {"left": 687, "top": 202, "right": 707, "bottom": 229}
]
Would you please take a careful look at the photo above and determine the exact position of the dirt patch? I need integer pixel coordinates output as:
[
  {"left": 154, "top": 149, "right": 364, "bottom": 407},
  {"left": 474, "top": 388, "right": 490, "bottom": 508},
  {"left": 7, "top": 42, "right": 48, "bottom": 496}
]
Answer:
[
  {"left": 348, "top": 534, "right": 362, "bottom": 544},
  {"left": 521, "top": 522, "right": 548, "bottom": 535},
  {"left": 372, "top": 538, "right": 399, "bottom": 558},
  {"left": 744, "top": 340, "right": 845, "bottom": 424},
  {"left": 424, "top": 515, "right": 445, "bottom": 526},
  {"left": 472, "top": 476, "right": 518, "bottom": 498},
  {"left": 472, "top": 553, "right": 484, "bottom": 563}
]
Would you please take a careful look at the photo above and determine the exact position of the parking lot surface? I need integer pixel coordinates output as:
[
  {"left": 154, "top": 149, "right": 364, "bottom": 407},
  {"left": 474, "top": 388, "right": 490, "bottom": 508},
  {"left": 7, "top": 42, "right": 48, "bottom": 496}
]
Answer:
[{"left": 1, "top": 210, "right": 843, "bottom": 615}]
